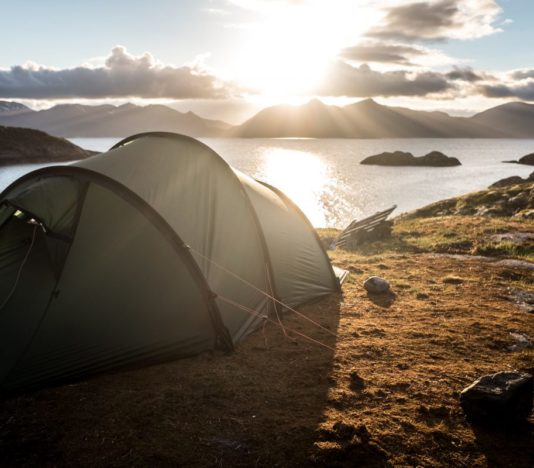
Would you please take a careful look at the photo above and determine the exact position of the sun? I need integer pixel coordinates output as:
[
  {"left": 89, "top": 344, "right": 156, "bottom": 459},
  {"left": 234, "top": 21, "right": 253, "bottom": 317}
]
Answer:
[{"left": 231, "top": 2, "right": 375, "bottom": 100}]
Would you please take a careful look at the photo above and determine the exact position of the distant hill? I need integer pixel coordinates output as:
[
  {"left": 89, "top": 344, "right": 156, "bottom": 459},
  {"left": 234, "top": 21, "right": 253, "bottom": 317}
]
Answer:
[
  {"left": 3, "top": 99, "right": 534, "bottom": 139},
  {"left": 0, "top": 101, "right": 32, "bottom": 116},
  {"left": 233, "top": 99, "right": 534, "bottom": 138},
  {"left": 0, "top": 101, "right": 231, "bottom": 138},
  {"left": 469, "top": 102, "right": 534, "bottom": 138},
  {"left": 0, "top": 126, "right": 94, "bottom": 166}
]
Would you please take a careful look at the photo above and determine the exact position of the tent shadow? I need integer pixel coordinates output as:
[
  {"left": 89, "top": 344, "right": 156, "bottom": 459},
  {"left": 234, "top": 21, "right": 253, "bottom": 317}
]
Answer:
[
  {"left": 470, "top": 420, "right": 534, "bottom": 467},
  {"left": 0, "top": 293, "right": 343, "bottom": 467}
]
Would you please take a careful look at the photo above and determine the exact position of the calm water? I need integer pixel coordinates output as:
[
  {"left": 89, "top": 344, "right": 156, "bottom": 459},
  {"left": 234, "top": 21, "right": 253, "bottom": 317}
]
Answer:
[{"left": 1, "top": 138, "right": 533, "bottom": 228}]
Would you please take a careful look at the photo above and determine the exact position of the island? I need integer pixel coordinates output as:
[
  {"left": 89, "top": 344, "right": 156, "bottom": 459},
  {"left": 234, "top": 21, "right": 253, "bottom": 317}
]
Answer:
[
  {"left": 360, "top": 150, "right": 461, "bottom": 167},
  {"left": 503, "top": 152, "right": 534, "bottom": 166}
]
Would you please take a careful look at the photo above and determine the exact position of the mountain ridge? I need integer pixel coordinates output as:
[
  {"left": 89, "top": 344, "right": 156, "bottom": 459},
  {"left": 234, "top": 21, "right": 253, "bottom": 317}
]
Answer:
[
  {"left": 233, "top": 98, "right": 530, "bottom": 138},
  {"left": 0, "top": 101, "right": 231, "bottom": 138},
  {"left": 1, "top": 99, "right": 534, "bottom": 138}
]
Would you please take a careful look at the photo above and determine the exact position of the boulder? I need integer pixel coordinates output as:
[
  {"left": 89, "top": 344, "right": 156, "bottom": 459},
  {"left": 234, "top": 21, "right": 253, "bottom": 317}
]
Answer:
[
  {"left": 489, "top": 176, "right": 526, "bottom": 188},
  {"left": 360, "top": 150, "right": 461, "bottom": 167},
  {"left": 514, "top": 208, "right": 534, "bottom": 219},
  {"left": 460, "top": 372, "right": 533, "bottom": 423},
  {"left": 363, "top": 276, "right": 390, "bottom": 294},
  {"left": 517, "top": 153, "right": 534, "bottom": 165}
]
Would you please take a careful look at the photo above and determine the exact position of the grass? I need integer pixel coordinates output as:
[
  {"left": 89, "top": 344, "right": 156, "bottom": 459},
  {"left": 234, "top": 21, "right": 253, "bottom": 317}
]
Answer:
[
  {"left": 395, "top": 215, "right": 534, "bottom": 260},
  {"left": 321, "top": 215, "right": 534, "bottom": 262},
  {"left": 1, "top": 250, "right": 532, "bottom": 467}
]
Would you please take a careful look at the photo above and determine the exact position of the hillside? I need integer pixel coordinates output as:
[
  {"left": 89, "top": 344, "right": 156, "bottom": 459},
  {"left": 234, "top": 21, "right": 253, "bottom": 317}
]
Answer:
[
  {"left": 0, "top": 126, "right": 94, "bottom": 166},
  {"left": 0, "top": 101, "right": 231, "bottom": 138},
  {"left": 471, "top": 102, "right": 534, "bottom": 138},
  {"left": 233, "top": 99, "right": 533, "bottom": 138}
]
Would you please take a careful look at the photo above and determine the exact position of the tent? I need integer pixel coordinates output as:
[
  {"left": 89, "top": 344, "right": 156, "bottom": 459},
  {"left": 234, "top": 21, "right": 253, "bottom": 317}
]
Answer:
[{"left": 0, "top": 132, "right": 342, "bottom": 393}]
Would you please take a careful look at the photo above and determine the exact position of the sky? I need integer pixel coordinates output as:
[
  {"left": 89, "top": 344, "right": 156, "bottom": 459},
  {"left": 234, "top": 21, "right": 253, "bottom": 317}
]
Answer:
[{"left": 1, "top": 0, "right": 533, "bottom": 123}]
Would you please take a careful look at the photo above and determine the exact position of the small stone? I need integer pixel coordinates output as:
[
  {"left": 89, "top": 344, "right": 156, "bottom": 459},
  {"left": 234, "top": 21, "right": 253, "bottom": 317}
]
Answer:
[
  {"left": 416, "top": 292, "right": 430, "bottom": 300},
  {"left": 443, "top": 276, "right": 464, "bottom": 285},
  {"left": 460, "top": 372, "right": 533, "bottom": 423},
  {"left": 349, "top": 371, "right": 365, "bottom": 391},
  {"left": 363, "top": 276, "right": 390, "bottom": 294},
  {"left": 508, "top": 332, "right": 532, "bottom": 351}
]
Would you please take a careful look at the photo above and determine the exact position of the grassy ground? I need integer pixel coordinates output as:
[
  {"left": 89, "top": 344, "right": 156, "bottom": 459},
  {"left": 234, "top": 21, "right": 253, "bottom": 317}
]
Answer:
[
  {"left": 319, "top": 215, "right": 534, "bottom": 263},
  {"left": 0, "top": 184, "right": 533, "bottom": 467}
]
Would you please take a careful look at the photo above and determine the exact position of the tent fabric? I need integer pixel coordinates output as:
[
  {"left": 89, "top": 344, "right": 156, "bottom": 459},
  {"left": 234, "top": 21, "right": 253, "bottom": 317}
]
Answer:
[
  {"left": 235, "top": 171, "right": 339, "bottom": 307},
  {"left": 0, "top": 132, "right": 341, "bottom": 393}
]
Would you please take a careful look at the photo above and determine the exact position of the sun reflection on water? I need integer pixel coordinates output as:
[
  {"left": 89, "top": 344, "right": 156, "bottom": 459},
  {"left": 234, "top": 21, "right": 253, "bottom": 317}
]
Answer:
[{"left": 256, "top": 148, "right": 331, "bottom": 226}]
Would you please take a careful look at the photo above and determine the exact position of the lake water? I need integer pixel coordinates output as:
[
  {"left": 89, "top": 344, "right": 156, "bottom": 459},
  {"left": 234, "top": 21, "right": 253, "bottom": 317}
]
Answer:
[{"left": 1, "top": 138, "right": 533, "bottom": 228}]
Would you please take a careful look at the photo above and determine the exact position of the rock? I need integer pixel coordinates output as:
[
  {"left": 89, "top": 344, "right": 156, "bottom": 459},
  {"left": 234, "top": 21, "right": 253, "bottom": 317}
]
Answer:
[
  {"left": 508, "top": 332, "right": 532, "bottom": 351},
  {"left": 490, "top": 176, "right": 526, "bottom": 188},
  {"left": 517, "top": 152, "right": 534, "bottom": 165},
  {"left": 364, "top": 276, "right": 390, "bottom": 294},
  {"left": 514, "top": 208, "right": 534, "bottom": 219},
  {"left": 490, "top": 232, "right": 534, "bottom": 244},
  {"left": 360, "top": 150, "right": 461, "bottom": 167},
  {"left": 476, "top": 206, "right": 505, "bottom": 217},
  {"left": 443, "top": 276, "right": 464, "bottom": 284},
  {"left": 460, "top": 371, "right": 533, "bottom": 423},
  {"left": 505, "top": 288, "right": 534, "bottom": 313},
  {"left": 349, "top": 371, "right": 365, "bottom": 391},
  {"left": 508, "top": 192, "right": 529, "bottom": 208}
]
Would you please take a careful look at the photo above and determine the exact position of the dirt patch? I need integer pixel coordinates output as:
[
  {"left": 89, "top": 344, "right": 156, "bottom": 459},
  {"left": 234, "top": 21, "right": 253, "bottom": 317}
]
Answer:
[{"left": 0, "top": 253, "right": 533, "bottom": 466}]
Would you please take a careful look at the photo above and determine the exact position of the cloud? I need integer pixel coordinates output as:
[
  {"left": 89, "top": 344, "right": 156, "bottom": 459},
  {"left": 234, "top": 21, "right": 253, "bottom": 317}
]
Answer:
[
  {"left": 316, "top": 61, "right": 454, "bottom": 97},
  {"left": 510, "top": 69, "right": 534, "bottom": 80},
  {"left": 339, "top": 42, "right": 426, "bottom": 66},
  {"left": 367, "top": 0, "right": 502, "bottom": 42},
  {"left": 446, "top": 66, "right": 484, "bottom": 82},
  {"left": 473, "top": 68, "right": 534, "bottom": 101},
  {"left": 478, "top": 80, "right": 534, "bottom": 101},
  {"left": 0, "top": 46, "right": 237, "bottom": 100}
]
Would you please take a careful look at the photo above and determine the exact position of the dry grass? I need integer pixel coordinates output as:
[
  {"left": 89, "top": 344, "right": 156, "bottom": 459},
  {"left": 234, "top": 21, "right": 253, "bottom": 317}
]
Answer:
[
  {"left": 0, "top": 248, "right": 532, "bottom": 467},
  {"left": 394, "top": 215, "right": 534, "bottom": 261}
]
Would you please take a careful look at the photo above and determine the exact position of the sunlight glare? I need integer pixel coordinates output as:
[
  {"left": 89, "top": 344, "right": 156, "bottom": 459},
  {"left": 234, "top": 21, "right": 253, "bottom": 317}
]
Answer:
[
  {"left": 258, "top": 147, "right": 329, "bottom": 226},
  {"left": 233, "top": 1, "right": 375, "bottom": 99}
]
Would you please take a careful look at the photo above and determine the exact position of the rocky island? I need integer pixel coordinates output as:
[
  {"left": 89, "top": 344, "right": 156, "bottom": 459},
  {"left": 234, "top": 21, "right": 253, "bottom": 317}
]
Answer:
[
  {"left": 0, "top": 126, "right": 94, "bottom": 166},
  {"left": 360, "top": 150, "right": 461, "bottom": 167},
  {"left": 503, "top": 152, "right": 534, "bottom": 166}
]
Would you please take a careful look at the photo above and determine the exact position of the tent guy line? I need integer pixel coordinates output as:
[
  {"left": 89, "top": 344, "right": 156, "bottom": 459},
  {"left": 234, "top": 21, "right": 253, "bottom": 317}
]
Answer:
[
  {"left": 190, "top": 245, "right": 339, "bottom": 338},
  {"left": 217, "top": 295, "right": 336, "bottom": 353}
]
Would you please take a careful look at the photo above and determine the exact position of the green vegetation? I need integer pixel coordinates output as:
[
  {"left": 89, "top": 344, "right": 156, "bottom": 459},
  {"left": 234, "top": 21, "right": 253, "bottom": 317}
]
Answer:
[{"left": 319, "top": 181, "right": 534, "bottom": 262}]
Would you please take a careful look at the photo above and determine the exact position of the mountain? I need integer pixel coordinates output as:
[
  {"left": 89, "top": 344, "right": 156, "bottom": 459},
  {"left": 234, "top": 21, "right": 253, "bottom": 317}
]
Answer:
[
  {"left": 233, "top": 99, "right": 534, "bottom": 138},
  {"left": 469, "top": 101, "right": 534, "bottom": 138},
  {"left": 0, "top": 101, "right": 32, "bottom": 116},
  {"left": 3, "top": 99, "right": 534, "bottom": 139},
  {"left": 0, "top": 102, "right": 231, "bottom": 138},
  {"left": 0, "top": 126, "right": 95, "bottom": 166}
]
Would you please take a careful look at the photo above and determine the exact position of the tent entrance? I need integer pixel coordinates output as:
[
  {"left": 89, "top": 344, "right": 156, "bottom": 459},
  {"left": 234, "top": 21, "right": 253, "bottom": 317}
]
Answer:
[{"left": 0, "top": 211, "right": 58, "bottom": 386}]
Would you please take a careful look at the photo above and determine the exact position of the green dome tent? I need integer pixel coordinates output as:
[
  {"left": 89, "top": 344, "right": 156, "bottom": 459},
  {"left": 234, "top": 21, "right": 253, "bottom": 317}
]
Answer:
[{"left": 0, "top": 133, "right": 342, "bottom": 393}]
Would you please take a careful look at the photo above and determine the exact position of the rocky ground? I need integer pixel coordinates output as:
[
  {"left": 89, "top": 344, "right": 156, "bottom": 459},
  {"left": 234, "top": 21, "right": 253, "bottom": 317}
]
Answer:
[{"left": 0, "top": 181, "right": 532, "bottom": 467}]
